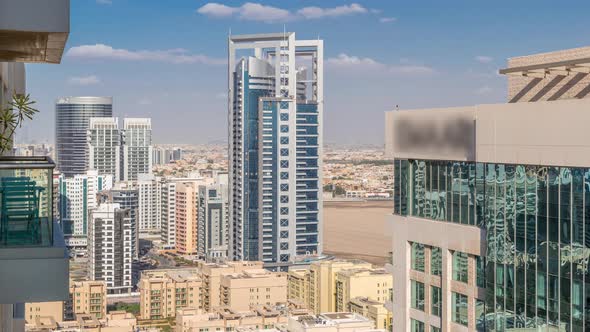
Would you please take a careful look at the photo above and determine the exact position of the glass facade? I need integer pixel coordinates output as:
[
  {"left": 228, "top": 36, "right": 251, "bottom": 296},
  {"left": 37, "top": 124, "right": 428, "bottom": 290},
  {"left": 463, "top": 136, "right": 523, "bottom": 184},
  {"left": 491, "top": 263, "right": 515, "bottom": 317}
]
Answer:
[
  {"left": 453, "top": 251, "right": 469, "bottom": 283},
  {"left": 431, "top": 285, "right": 442, "bottom": 317},
  {"left": 410, "top": 319, "right": 424, "bottom": 332},
  {"left": 431, "top": 246, "right": 442, "bottom": 276},
  {"left": 411, "top": 242, "right": 425, "bottom": 272},
  {"left": 452, "top": 292, "right": 468, "bottom": 326},
  {"left": 394, "top": 159, "right": 590, "bottom": 331}
]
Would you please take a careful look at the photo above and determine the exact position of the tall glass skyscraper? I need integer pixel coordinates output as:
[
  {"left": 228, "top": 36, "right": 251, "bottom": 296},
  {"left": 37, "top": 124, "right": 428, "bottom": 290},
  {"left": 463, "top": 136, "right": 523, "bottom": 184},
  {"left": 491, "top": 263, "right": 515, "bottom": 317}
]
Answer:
[
  {"left": 55, "top": 97, "right": 113, "bottom": 177},
  {"left": 228, "top": 32, "right": 323, "bottom": 270},
  {"left": 122, "top": 118, "right": 152, "bottom": 181}
]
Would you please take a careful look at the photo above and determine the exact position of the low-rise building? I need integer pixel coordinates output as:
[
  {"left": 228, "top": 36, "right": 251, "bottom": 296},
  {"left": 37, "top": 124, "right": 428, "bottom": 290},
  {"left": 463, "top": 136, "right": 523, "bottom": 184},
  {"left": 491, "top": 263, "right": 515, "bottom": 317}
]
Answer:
[
  {"left": 287, "top": 269, "right": 309, "bottom": 308},
  {"left": 287, "top": 312, "right": 383, "bottom": 332},
  {"left": 334, "top": 269, "right": 391, "bottom": 312},
  {"left": 348, "top": 297, "right": 391, "bottom": 331},
  {"left": 25, "top": 301, "right": 64, "bottom": 325},
  {"left": 220, "top": 269, "right": 288, "bottom": 311},
  {"left": 66, "top": 281, "right": 108, "bottom": 320},
  {"left": 176, "top": 306, "right": 297, "bottom": 332},
  {"left": 139, "top": 269, "right": 203, "bottom": 320},
  {"left": 26, "top": 311, "right": 137, "bottom": 332}
]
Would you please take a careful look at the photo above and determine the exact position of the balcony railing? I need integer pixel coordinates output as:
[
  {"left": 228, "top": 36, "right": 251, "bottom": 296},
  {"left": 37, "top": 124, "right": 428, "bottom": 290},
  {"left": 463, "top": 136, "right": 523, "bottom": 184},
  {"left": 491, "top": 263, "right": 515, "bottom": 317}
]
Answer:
[{"left": 0, "top": 156, "right": 55, "bottom": 247}]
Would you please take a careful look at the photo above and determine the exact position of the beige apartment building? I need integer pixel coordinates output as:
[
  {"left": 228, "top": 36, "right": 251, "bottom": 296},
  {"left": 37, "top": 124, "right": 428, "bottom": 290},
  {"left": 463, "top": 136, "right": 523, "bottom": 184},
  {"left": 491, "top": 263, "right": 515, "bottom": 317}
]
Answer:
[
  {"left": 139, "top": 269, "right": 203, "bottom": 320},
  {"left": 349, "top": 297, "right": 391, "bottom": 331},
  {"left": 27, "top": 311, "right": 136, "bottom": 332},
  {"left": 175, "top": 182, "right": 199, "bottom": 255},
  {"left": 287, "top": 268, "right": 310, "bottom": 308},
  {"left": 198, "top": 260, "right": 263, "bottom": 311},
  {"left": 287, "top": 312, "right": 381, "bottom": 332},
  {"left": 25, "top": 281, "right": 107, "bottom": 324},
  {"left": 220, "top": 269, "right": 288, "bottom": 311},
  {"left": 67, "top": 281, "right": 108, "bottom": 320},
  {"left": 307, "top": 259, "right": 373, "bottom": 314},
  {"left": 334, "top": 269, "right": 391, "bottom": 312},
  {"left": 176, "top": 306, "right": 298, "bottom": 332}
]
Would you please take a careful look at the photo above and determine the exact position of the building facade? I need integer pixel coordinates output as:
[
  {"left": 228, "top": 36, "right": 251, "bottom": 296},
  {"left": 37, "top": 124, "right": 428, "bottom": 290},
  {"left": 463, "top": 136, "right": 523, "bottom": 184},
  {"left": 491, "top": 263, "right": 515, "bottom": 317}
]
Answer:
[
  {"left": 66, "top": 281, "right": 107, "bottom": 320},
  {"left": 175, "top": 181, "right": 199, "bottom": 255},
  {"left": 228, "top": 33, "right": 323, "bottom": 269},
  {"left": 161, "top": 180, "right": 177, "bottom": 248},
  {"left": 99, "top": 183, "right": 140, "bottom": 259},
  {"left": 137, "top": 174, "right": 161, "bottom": 233},
  {"left": 219, "top": 269, "right": 288, "bottom": 311},
  {"left": 122, "top": 118, "right": 152, "bottom": 181},
  {"left": 55, "top": 96, "right": 113, "bottom": 177},
  {"left": 198, "top": 183, "right": 229, "bottom": 260},
  {"left": 59, "top": 170, "right": 112, "bottom": 239},
  {"left": 88, "top": 203, "right": 133, "bottom": 294},
  {"left": 88, "top": 117, "right": 121, "bottom": 181},
  {"left": 334, "top": 269, "right": 391, "bottom": 312},
  {"left": 387, "top": 47, "right": 590, "bottom": 331},
  {"left": 138, "top": 269, "right": 203, "bottom": 320}
]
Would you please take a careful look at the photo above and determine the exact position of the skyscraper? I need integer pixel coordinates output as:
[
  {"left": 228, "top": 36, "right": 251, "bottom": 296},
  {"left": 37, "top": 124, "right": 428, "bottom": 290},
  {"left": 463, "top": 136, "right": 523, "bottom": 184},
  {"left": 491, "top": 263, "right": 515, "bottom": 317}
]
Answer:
[
  {"left": 55, "top": 97, "right": 112, "bottom": 177},
  {"left": 387, "top": 46, "right": 590, "bottom": 331},
  {"left": 88, "top": 203, "right": 133, "bottom": 294},
  {"left": 228, "top": 32, "right": 323, "bottom": 269},
  {"left": 88, "top": 117, "right": 121, "bottom": 181},
  {"left": 98, "top": 183, "right": 139, "bottom": 260},
  {"left": 122, "top": 118, "right": 152, "bottom": 181},
  {"left": 175, "top": 181, "right": 199, "bottom": 255},
  {"left": 137, "top": 173, "right": 161, "bottom": 233}
]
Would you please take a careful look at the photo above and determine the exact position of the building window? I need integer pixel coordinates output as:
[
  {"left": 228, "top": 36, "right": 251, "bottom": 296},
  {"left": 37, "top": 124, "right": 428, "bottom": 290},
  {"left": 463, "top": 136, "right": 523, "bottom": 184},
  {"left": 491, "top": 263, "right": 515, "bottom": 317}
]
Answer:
[
  {"left": 280, "top": 207, "right": 288, "bottom": 215},
  {"left": 451, "top": 292, "right": 468, "bottom": 326},
  {"left": 452, "top": 251, "right": 468, "bottom": 283},
  {"left": 431, "top": 246, "right": 442, "bottom": 276},
  {"left": 431, "top": 286, "right": 442, "bottom": 317},
  {"left": 280, "top": 195, "right": 289, "bottom": 203},
  {"left": 280, "top": 148, "right": 289, "bottom": 156},
  {"left": 280, "top": 172, "right": 289, "bottom": 180},
  {"left": 280, "top": 113, "right": 289, "bottom": 121},
  {"left": 475, "top": 299, "right": 485, "bottom": 331},
  {"left": 431, "top": 327, "right": 441, "bottom": 332},
  {"left": 411, "top": 242, "right": 425, "bottom": 272},
  {"left": 280, "top": 136, "right": 289, "bottom": 144},
  {"left": 280, "top": 184, "right": 289, "bottom": 191},
  {"left": 280, "top": 219, "right": 288, "bottom": 227},
  {"left": 280, "top": 160, "right": 289, "bottom": 168},
  {"left": 280, "top": 125, "right": 288, "bottom": 133},
  {"left": 410, "top": 319, "right": 424, "bottom": 332},
  {"left": 476, "top": 256, "right": 485, "bottom": 288},
  {"left": 280, "top": 242, "right": 288, "bottom": 250},
  {"left": 410, "top": 280, "right": 425, "bottom": 311},
  {"left": 280, "top": 231, "right": 289, "bottom": 238},
  {"left": 280, "top": 101, "right": 289, "bottom": 109}
]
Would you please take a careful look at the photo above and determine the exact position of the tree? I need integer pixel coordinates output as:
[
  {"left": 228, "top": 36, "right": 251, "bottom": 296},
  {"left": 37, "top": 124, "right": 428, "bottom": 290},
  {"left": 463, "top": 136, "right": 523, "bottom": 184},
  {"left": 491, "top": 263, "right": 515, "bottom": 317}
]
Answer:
[{"left": 0, "top": 94, "right": 38, "bottom": 154}]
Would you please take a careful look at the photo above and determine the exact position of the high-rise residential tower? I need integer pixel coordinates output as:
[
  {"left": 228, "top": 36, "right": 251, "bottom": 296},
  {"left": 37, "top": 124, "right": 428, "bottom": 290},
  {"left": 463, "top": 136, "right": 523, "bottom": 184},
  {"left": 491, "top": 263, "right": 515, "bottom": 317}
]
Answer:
[
  {"left": 55, "top": 97, "right": 113, "bottom": 177},
  {"left": 387, "top": 46, "right": 590, "bottom": 331},
  {"left": 228, "top": 32, "right": 323, "bottom": 270},
  {"left": 59, "top": 170, "right": 112, "bottom": 241},
  {"left": 88, "top": 203, "right": 133, "bottom": 294},
  {"left": 198, "top": 182, "right": 229, "bottom": 260},
  {"left": 88, "top": 117, "right": 121, "bottom": 181},
  {"left": 122, "top": 118, "right": 152, "bottom": 181}
]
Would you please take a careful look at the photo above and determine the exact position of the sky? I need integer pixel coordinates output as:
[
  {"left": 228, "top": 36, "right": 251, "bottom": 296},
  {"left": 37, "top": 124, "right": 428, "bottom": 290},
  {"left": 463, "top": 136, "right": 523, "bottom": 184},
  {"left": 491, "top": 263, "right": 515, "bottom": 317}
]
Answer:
[{"left": 20, "top": 0, "right": 590, "bottom": 145}]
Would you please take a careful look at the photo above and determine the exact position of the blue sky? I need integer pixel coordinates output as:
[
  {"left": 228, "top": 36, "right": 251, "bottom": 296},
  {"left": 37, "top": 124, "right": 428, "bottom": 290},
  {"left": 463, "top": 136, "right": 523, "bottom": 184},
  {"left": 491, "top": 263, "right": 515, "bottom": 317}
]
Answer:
[{"left": 21, "top": 0, "right": 590, "bottom": 145}]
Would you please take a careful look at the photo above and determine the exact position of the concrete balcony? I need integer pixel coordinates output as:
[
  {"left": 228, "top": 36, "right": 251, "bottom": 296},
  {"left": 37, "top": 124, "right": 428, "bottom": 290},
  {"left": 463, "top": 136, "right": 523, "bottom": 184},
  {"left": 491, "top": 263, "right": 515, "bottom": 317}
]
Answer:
[
  {"left": 0, "top": 157, "right": 69, "bottom": 304},
  {"left": 0, "top": 0, "right": 70, "bottom": 63}
]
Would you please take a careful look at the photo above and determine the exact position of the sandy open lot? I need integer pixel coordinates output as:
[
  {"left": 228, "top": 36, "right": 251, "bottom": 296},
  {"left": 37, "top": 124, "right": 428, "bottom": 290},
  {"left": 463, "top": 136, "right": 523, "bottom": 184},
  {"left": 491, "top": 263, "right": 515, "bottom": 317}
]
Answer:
[{"left": 323, "top": 200, "right": 393, "bottom": 265}]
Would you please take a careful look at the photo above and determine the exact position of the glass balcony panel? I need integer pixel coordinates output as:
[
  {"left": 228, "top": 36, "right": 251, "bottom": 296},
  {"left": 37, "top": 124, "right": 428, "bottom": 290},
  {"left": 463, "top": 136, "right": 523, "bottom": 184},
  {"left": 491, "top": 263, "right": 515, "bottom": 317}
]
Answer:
[{"left": 0, "top": 157, "right": 54, "bottom": 247}]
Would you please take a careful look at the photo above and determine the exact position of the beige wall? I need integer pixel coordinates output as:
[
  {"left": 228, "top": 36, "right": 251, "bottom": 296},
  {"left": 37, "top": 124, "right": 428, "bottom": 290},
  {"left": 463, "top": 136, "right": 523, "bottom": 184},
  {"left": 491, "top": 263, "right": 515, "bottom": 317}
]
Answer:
[
  {"left": 25, "top": 301, "right": 63, "bottom": 324},
  {"left": 199, "top": 261, "right": 263, "bottom": 311},
  {"left": 386, "top": 98, "right": 590, "bottom": 168},
  {"left": 288, "top": 269, "right": 309, "bottom": 307},
  {"left": 220, "top": 269, "right": 287, "bottom": 311},
  {"left": 507, "top": 46, "right": 590, "bottom": 103},
  {"left": 176, "top": 307, "right": 289, "bottom": 332}
]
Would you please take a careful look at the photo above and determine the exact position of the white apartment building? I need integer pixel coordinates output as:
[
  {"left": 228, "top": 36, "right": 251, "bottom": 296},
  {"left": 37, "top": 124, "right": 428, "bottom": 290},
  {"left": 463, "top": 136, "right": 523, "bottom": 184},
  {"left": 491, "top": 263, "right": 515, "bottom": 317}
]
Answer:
[
  {"left": 122, "top": 118, "right": 152, "bottom": 181},
  {"left": 59, "top": 170, "right": 112, "bottom": 242},
  {"left": 137, "top": 173, "right": 162, "bottom": 233},
  {"left": 88, "top": 117, "right": 121, "bottom": 181},
  {"left": 198, "top": 182, "right": 229, "bottom": 260},
  {"left": 88, "top": 203, "right": 133, "bottom": 294}
]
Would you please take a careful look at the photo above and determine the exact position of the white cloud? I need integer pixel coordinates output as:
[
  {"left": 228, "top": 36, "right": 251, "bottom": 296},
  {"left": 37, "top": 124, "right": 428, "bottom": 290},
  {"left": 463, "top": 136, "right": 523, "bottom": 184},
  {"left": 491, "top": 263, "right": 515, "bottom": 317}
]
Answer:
[
  {"left": 68, "top": 75, "right": 100, "bottom": 86},
  {"left": 66, "top": 44, "right": 225, "bottom": 65},
  {"left": 475, "top": 86, "right": 493, "bottom": 95},
  {"left": 297, "top": 3, "right": 367, "bottom": 19},
  {"left": 96, "top": 0, "right": 112, "bottom": 4},
  {"left": 326, "top": 53, "right": 434, "bottom": 75},
  {"left": 196, "top": 3, "right": 237, "bottom": 17},
  {"left": 475, "top": 55, "right": 493, "bottom": 64},
  {"left": 197, "top": 2, "right": 370, "bottom": 23},
  {"left": 379, "top": 17, "right": 397, "bottom": 23}
]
